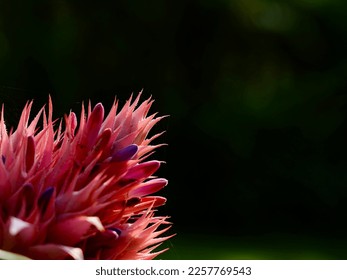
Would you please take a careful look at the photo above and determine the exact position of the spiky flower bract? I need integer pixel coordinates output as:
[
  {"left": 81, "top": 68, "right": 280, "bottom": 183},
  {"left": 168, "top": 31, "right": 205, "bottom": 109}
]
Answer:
[{"left": 0, "top": 93, "right": 171, "bottom": 259}]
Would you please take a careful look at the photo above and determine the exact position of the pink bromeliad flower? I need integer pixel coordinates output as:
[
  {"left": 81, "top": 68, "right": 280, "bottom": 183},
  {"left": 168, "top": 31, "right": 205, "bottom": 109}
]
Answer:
[{"left": 0, "top": 93, "right": 172, "bottom": 259}]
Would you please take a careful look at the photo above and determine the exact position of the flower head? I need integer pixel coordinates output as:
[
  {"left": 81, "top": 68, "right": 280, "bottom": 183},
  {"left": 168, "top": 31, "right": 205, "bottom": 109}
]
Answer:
[{"left": 0, "top": 93, "right": 172, "bottom": 259}]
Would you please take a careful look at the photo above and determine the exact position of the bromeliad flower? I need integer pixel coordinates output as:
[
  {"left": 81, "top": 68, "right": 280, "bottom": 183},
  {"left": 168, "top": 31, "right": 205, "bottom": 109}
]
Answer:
[{"left": 0, "top": 93, "right": 172, "bottom": 259}]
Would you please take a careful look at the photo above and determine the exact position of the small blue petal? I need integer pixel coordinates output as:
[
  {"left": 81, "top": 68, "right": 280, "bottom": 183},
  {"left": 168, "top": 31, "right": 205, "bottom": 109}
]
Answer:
[
  {"left": 111, "top": 144, "right": 138, "bottom": 162},
  {"left": 109, "top": 228, "right": 122, "bottom": 236},
  {"left": 38, "top": 186, "right": 55, "bottom": 213}
]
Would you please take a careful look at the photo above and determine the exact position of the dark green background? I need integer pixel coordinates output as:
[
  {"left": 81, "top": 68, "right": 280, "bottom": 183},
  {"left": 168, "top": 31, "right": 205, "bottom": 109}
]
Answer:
[{"left": 1, "top": 0, "right": 347, "bottom": 259}]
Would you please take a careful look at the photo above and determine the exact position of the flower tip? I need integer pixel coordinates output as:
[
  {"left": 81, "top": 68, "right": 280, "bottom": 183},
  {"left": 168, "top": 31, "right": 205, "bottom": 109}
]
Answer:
[
  {"left": 91, "top": 103, "right": 105, "bottom": 119},
  {"left": 93, "top": 102, "right": 104, "bottom": 111}
]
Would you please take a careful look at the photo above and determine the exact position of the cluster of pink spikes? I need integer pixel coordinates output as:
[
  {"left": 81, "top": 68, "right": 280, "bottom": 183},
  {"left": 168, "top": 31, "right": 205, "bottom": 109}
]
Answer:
[{"left": 0, "top": 93, "right": 172, "bottom": 259}]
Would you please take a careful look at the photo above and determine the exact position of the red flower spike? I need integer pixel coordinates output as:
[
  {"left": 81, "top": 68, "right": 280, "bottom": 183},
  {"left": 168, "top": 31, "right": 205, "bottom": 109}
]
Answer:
[{"left": 0, "top": 93, "right": 172, "bottom": 259}]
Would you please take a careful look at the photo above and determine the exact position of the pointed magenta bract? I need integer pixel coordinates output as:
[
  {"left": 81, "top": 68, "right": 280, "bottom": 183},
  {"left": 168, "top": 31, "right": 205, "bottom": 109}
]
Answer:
[{"left": 0, "top": 93, "right": 171, "bottom": 259}]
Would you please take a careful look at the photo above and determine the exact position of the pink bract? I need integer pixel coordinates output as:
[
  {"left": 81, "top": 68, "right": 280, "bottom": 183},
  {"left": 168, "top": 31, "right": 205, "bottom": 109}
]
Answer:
[{"left": 0, "top": 93, "right": 172, "bottom": 259}]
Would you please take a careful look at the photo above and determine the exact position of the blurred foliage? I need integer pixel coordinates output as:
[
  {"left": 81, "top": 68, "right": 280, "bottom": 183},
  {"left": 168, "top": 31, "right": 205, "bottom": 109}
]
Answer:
[
  {"left": 160, "top": 233, "right": 347, "bottom": 260},
  {"left": 0, "top": 0, "right": 347, "bottom": 259}
]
